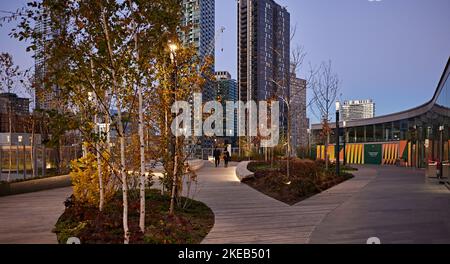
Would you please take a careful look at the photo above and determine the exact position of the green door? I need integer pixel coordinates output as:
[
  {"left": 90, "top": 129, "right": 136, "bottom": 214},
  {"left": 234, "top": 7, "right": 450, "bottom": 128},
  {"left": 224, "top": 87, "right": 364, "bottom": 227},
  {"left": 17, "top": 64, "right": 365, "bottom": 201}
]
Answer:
[{"left": 364, "top": 144, "right": 382, "bottom": 165}]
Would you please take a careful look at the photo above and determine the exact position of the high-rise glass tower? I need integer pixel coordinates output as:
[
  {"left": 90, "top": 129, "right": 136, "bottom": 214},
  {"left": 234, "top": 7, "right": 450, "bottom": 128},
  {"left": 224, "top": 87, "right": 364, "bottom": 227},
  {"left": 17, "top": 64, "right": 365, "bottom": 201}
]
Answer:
[
  {"left": 34, "top": 10, "right": 52, "bottom": 110},
  {"left": 238, "top": 0, "right": 290, "bottom": 134},
  {"left": 34, "top": 7, "right": 64, "bottom": 112},
  {"left": 182, "top": 0, "right": 216, "bottom": 148},
  {"left": 215, "top": 71, "right": 238, "bottom": 146},
  {"left": 182, "top": 0, "right": 216, "bottom": 101}
]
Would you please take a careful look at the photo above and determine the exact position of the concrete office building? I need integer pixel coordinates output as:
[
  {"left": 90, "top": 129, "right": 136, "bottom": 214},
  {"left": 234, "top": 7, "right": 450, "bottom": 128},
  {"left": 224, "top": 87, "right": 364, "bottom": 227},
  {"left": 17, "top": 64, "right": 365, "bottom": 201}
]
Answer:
[
  {"left": 0, "top": 93, "right": 30, "bottom": 116},
  {"left": 0, "top": 93, "right": 30, "bottom": 134},
  {"left": 0, "top": 93, "right": 39, "bottom": 146}
]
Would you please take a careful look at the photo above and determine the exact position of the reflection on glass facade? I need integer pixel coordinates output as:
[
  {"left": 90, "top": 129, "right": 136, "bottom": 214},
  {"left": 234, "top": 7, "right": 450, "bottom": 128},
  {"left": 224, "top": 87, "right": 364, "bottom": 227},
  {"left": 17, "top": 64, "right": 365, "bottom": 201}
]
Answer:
[{"left": 312, "top": 58, "right": 450, "bottom": 171}]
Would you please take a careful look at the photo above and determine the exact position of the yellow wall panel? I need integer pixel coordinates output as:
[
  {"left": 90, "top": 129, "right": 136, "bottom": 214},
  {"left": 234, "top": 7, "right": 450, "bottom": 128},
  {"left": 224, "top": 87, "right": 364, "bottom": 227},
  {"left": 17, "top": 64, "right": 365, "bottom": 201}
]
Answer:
[
  {"left": 346, "top": 145, "right": 351, "bottom": 164},
  {"left": 388, "top": 144, "right": 393, "bottom": 164},
  {"left": 394, "top": 144, "right": 399, "bottom": 161},
  {"left": 387, "top": 144, "right": 392, "bottom": 164},
  {"left": 408, "top": 142, "right": 411, "bottom": 167},
  {"left": 382, "top": 144, "right": 399, "bottom": 165},
  {"left": 350, "top": 144, "right": 355, "bottom": 164},
  {"left": 386, "top": 144, "right": 391, "bottom": 164},
  {"left": 329, "top": 146, "right": 335, "bottom": 161},
  {"left": 321, "top": 145, "right": 325, "bottom": 160}
]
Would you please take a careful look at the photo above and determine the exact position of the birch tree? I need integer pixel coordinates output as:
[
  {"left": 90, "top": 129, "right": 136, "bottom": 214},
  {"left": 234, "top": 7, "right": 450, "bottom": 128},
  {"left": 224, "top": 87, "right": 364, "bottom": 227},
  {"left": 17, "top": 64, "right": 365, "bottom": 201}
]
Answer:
[
  {"left": 99, "top": 2, "right": 131, "bottom": 244},
  {"left": 125, "top": 0, "right": 184, "bottom": 230},
  {"left": 126, "top": 0, "right": 146, "bottom": 234},
  {"left": 270, "top": 43, "right": 315, "bottom": 180},
  {"left": 153, "top": 39, "right": 213, "bottom": 216}
]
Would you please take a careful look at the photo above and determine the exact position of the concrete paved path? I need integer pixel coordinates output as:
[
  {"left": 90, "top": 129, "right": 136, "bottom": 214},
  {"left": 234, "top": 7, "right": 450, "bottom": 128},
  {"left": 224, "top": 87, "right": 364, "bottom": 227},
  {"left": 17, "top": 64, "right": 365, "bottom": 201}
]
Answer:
[
  {"left": 309, "top": 166, "right": 450, "bottom": 244},
  {"left": 0, "top": 187, "right": 71, "bottom": 244}
]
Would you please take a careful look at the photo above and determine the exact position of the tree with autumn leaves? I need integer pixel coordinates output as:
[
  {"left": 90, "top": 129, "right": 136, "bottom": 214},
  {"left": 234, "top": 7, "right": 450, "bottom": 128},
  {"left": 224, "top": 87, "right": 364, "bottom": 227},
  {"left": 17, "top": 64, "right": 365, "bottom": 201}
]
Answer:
[{"left": 2, "top": 0, "right": 212, "bottom": 244}]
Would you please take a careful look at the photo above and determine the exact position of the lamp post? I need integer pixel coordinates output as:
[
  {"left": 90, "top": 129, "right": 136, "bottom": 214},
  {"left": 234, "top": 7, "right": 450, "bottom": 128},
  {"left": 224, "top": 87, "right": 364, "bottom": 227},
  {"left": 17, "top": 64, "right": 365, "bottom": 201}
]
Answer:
[
  {"left": 335, "top": 101, "right": 341, "bottom": 176},
  {"left": 168, "top": 40, "right": 178, "bottom": 157},
  {"left": 439, "top": 125, "right": 444, "bottom": 179},
  {"left": 307, "top": 128, "right": 311, "bottom": 159},
  {"left": 343, "top": 121, "right": 347, "bottom": 166},
  {"left": 168, "top": 40, "right": 179, "bottom": 216}
]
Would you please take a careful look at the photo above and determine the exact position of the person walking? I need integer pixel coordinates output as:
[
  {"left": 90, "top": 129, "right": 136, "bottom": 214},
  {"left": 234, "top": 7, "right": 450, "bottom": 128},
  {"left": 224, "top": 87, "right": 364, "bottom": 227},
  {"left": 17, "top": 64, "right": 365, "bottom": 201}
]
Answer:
[
  {"left": 214, "top": 147, "right": 221, "bottom": 167},
  {"left": 223, "top": 148, "right": 230, "bottom": 168}
]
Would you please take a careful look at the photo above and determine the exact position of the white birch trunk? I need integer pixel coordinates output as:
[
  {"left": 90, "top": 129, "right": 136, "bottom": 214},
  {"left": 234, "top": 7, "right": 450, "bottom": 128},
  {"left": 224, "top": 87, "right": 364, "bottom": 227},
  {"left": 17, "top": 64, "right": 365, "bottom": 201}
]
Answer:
[
  {"left": 127, "top": 0, "right": 146, "bottom": 232},
  {"left": 169, "top": 136, "right": 178, "bottom": 216},
  {"left": 287, "top": 106, "right": 291, "bottom": 180},
  {"left": 132, "top": 15, "right": 146, "bottom": 233},
  {"left": 101, "top": 10, "right": 129, "bottom": 244},
  {"left": 30, "top": 117, "right": 36, "bottom": 178},
  {"left": 117, "top": 106, "right": 129, "bottom": 244},
  {"left": 325, "top": 132, "right": 330, "bottom": 170},
  {"left": 8, "top": 99, "right": 12, "bottom": 182},
  {"left": 91, "top": 59, "right": 104, "bottom": 212},
  {"left": 95, "top": 104, "right": 104, "bottom": 211}
]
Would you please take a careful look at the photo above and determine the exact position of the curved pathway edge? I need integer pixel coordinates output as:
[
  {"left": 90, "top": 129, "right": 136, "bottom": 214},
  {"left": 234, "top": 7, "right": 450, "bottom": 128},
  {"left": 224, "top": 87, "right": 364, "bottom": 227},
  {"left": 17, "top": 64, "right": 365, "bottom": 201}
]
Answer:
[{"left": 193, "top": 162, "right": 377, "bottom": 244}]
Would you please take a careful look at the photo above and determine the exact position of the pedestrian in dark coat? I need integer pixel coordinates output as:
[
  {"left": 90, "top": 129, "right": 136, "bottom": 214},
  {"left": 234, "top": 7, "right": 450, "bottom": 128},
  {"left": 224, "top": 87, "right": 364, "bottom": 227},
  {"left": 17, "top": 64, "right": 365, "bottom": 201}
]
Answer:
[
  {"left": 223, "top": 148, "right": 230, "bottom": 168},
  {"left": 214, "top": 147, "right": 221, "bottom": 167}
]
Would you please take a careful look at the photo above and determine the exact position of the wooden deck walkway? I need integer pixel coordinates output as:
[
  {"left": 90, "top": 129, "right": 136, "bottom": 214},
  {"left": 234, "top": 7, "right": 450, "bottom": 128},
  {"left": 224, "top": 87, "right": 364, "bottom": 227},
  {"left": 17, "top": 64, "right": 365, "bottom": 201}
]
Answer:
[{"left": 193, "top": 162, "right": 377, "bottom": 244}]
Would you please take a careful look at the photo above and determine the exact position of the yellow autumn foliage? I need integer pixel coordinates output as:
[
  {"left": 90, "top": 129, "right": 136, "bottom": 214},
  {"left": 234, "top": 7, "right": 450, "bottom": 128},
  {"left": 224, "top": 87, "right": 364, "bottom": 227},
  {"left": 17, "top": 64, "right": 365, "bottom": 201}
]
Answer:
[{"left": 70, "top": 152, "right": 116, "bottom": 207}]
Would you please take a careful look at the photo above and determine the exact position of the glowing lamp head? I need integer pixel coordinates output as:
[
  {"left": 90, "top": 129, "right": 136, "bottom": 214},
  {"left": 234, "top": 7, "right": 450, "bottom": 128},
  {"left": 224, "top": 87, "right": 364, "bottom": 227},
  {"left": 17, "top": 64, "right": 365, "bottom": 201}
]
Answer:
[
  {"left": 168, "top": 42, "right": 178, "bottom": 53},
  {"left": 335, "top": 101, "right": 341, "bottom": 112}
]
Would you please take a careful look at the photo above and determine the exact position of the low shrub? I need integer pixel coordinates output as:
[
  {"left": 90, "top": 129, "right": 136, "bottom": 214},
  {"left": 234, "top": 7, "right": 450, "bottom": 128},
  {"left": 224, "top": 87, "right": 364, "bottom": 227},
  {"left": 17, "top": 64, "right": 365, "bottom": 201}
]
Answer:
[
  {"left": 230, "top": 151, "right": 265, "bottom": 162},
  {"left": 54, "top": 190, "right": 215, "bottom": 244},
  {"left": 70, "top": 152, "right": 116, "bottom": 208},
  {"left": 244, "top": 159, "right": 353, "bottom": 205}
]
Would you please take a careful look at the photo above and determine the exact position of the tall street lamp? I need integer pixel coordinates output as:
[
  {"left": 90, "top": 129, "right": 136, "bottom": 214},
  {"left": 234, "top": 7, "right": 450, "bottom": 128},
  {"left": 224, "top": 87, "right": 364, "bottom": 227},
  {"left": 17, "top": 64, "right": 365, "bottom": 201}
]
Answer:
[
  {"left": 343, "top": 121, "right": 347, "bottom": 166},
  {"left": 307, "top": 128, "right": 311, "bottom": 159},
  {"left": 335, "top": 101, "right": 341, "bottom": 176},
  {"left": 168, "top": 40, "right": 178, "bottom": 147},
  {"left": 168, "top": 42, "right": 178, "bottom": 63},
  {"left": 168, "top": 40, "right": 180, "bottom": 216},
  {"left": 439, "top": 125, "right": 444, "bottom": 180},
  {"left": 168, "top": 40, "right": 178, "bottom": 149}
]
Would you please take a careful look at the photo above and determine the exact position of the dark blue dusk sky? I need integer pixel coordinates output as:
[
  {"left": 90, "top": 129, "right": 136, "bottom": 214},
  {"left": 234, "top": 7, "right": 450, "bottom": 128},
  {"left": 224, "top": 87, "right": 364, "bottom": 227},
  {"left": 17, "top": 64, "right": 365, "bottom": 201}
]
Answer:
[{"left": 1, "top": 0, "right": 450, "bottom": 122}]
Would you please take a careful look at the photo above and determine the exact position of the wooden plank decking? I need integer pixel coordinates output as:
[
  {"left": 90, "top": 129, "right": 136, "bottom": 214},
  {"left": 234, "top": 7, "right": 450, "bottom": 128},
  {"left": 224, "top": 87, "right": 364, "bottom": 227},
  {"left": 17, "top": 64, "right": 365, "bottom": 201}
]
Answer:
[{"left": 192, "top": 162, "right": 376, "bottom": 244}]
